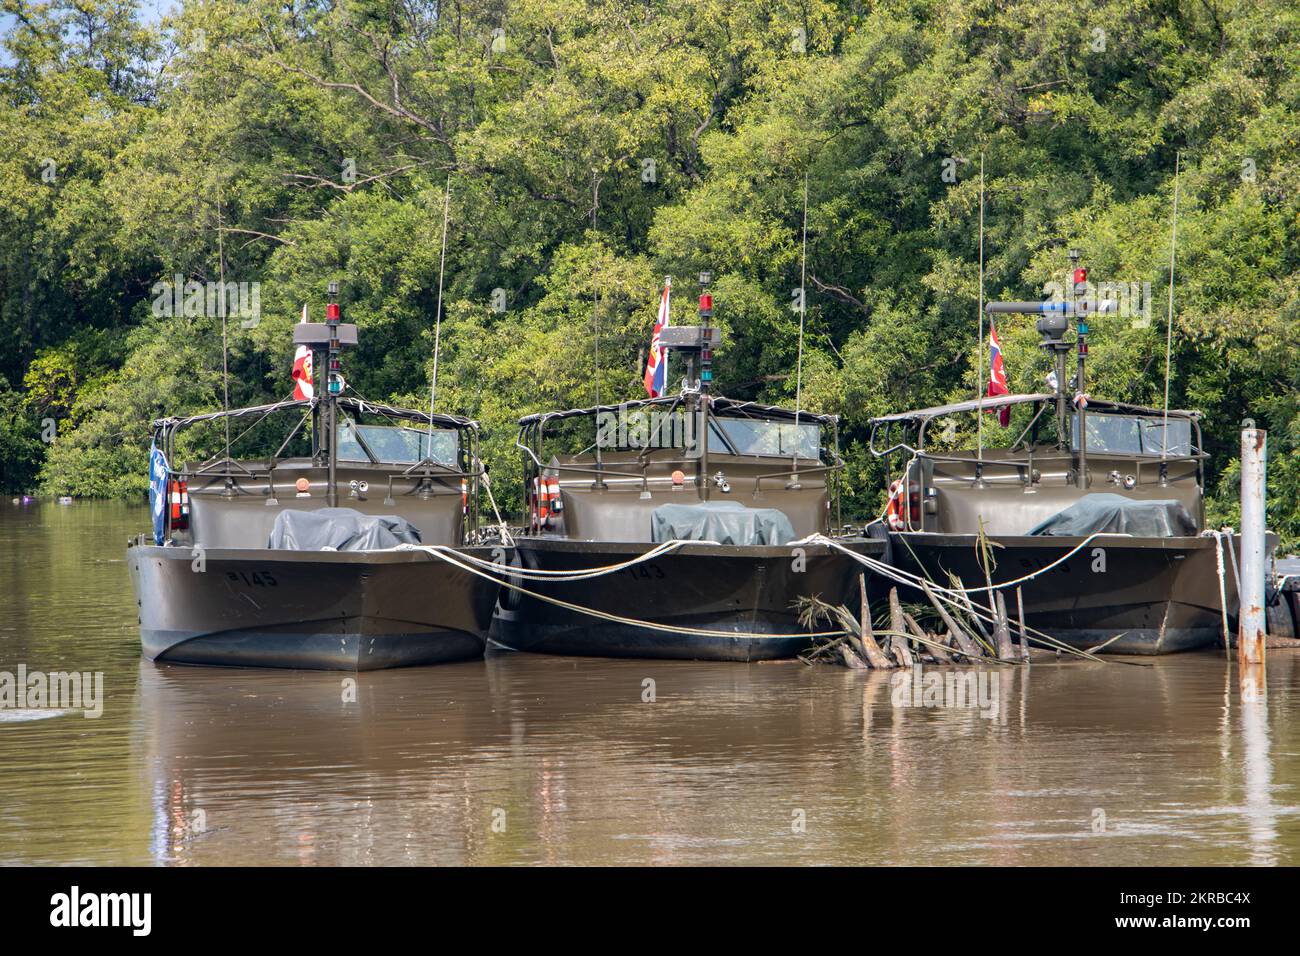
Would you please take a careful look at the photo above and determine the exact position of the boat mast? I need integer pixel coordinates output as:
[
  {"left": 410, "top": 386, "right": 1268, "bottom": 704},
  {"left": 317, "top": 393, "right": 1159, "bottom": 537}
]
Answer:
[
  {"left": 658, "top": 275, "right": 721, "bottom": 504},
  {"left": 292, "top": 281, "right": 359, "bottom": 507},
  {"left": 325, "top": 281, "right": 341, "bottom": 506},
  {"left": 985, "top": 253, "right": 1102, "bottom": 490},
  {"left": 698, "top": 272, "right": 714, "bottom": 502},
  {"left": 1070, "top": 249, "right": 1089, "bottom": 490}
]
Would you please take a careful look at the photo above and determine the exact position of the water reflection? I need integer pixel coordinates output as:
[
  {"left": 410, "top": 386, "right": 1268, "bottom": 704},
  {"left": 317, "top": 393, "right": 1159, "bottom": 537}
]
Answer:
[
  {"left": 2, "top": 502, "right": 1299, "bottom": 865},
  {"left": 1238, "top": 664, "right": 1275, "bottom": 865}
]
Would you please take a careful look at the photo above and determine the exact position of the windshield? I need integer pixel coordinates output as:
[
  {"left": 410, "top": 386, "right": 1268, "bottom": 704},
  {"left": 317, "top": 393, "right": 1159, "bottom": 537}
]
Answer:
[
  {"left": 1071, "top": 413, "right": 1192, "bottom": 456},
  {"left": 337, "top": 422, "right": 460, "bottom": 466},
  {"left": 709, "top": 417, "right": 821, "bottom": 459}
]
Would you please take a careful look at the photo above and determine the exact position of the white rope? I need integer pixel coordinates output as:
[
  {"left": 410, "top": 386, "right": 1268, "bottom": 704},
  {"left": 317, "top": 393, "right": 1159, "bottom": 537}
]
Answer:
[
  {"left": 397, "top": 543, "right": 844, "bottom": 641},
  {"left": 406, "top": 537, "right": 714, "bottom": 582},
  {"left": 798, "top": 531, "right": 1116, "bottom": 597},
  {"left": 1204, "top": 529, "right": 1232, "bottom": 651},
  {"left": 477, "top": 467, "right": 514, "bottom": 546}
]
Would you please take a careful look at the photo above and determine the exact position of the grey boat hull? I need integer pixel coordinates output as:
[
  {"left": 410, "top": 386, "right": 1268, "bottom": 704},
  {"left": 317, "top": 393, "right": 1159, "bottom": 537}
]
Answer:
[
  {"left": 128, "top": 544, "right": 501, "bottom": 670},
  {"left": 887, "top": 532, "right": 1250, "bottom": 654},
  {"left": 491, "top": 538, "right": 885, "bottom": 661}
]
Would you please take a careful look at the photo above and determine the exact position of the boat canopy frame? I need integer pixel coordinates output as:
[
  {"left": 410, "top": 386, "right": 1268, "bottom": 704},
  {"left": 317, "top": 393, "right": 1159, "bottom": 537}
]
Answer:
[
  {"left": 516, "top": 393, "right": 845, "bottom": 524},
  {"left": 867, "top": 392, "right": 1209, "bottom": 515},
  {"left": 869, "top": 392, "right": 1205, "bottom": 462},
  {"left": 152, "top": 395, "right": 485, "bottom": 511}
]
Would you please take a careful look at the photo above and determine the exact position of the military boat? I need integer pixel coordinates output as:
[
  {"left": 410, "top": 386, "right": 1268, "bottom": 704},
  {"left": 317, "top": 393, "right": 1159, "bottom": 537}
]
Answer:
[
  {"left": 491, "top": 283, "right": 885, "bottom": 661},
  {"left": 868, "top": 257, "right": 1272, "bottom": 654},
  {"left": 127, "top": 285, "right": 501, "bottom": 670}
]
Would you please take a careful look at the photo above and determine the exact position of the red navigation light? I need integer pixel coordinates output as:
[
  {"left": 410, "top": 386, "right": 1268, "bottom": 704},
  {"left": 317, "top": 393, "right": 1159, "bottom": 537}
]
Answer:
[
  {"left": 326, "top": 303, "right": 340, "bottom": 321},
  {"left": 699, "top": 293, "right": 713, "bottom": 313},
  {"left": 1073, "top": 268, "right": 1087, "bottom": 285}
]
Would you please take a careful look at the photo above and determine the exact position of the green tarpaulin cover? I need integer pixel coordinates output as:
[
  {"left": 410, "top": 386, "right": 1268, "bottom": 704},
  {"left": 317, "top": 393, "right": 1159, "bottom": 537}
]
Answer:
[
  {"left": 268, "top": 507, "right": 424, "bottom": 550},
  {"left": 651, "top": 501, "right": 796, "bottom": 546},
  {"left": 1027, "top": 493, "right": 1196, "bottom": 537}
]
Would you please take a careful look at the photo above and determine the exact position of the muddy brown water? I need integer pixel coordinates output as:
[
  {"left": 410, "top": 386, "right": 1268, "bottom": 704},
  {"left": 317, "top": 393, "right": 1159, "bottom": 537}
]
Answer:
[{"left": 1, "top": 501, "right": 1297, "bottom": 865}]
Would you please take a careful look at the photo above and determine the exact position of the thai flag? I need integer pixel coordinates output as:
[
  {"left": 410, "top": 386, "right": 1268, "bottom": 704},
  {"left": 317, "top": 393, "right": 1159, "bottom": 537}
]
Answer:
[
  {"left": 643, "top": 279, "right": 671, "bottom": 398},
  {"left": 986, "top": 322, "right": 1010, "bottom": 426},
  {"left": 292, "top": 304, "right": 314, "bottom": 400}
]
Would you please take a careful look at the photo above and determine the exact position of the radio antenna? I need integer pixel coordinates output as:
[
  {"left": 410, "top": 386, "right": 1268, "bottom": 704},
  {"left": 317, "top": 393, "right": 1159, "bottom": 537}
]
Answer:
[
  {"left": 592, "top": 170, "right": 602, "bottom": 410},
  {"left": 427, "top": 174, "right": 451, "bottom": 444},
  {"left": 1161, "top": 151, "right": 1181, "bottom": 460},
  {"left": 791, "top": 170, "right": 809, "bottom": 485},
  {"left": 217, "top": 191, "right": 231, "bottom": 464},
  {"left": 976, "top": 154, "right": 986, "bottom": 462}
]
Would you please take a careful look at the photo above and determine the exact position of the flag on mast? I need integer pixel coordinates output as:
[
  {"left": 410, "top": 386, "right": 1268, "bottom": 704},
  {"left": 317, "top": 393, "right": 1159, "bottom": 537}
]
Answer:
[
  {"left": 643, "top": 278, "right": 671, "bottom": 397},
  {"left": 292, "top": 303, "right": 314, "bottom": 400},
  {"left": 986, "top": 321, "right": 1010, "bottom": 426}
]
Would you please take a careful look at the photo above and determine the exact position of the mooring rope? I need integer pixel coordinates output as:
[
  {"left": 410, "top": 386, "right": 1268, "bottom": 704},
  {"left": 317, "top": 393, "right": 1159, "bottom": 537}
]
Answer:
[
  {"left": 477, "top": 466, "right": 515, "bottom": 547},
  {"left": 1203, "top": 529, "right": 1232, "bottom": 651},
  {"left": 796, "top": 531, "right": 1115, "bottom": 597},
  {"left": 392, "top": 522, "right": 1140, "bottom": 654},
  {"left": 397, "top": 543, "right": 845, "bottom": 641},
  {"left": 408, "top": 537, "right": 714, "bottom": 582}
]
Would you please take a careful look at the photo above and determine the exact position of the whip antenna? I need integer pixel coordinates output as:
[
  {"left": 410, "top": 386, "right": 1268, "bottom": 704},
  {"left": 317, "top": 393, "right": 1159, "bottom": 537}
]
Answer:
[
  {"left": 592, "top": 170, "right": 601, "bottom": 409},
  {"left": 217, "top": 192, "right": 231, "bottom": 464},
  {"left": 1161, "top": 151, "right": 1181, "bottom": 460},
  {"left": 428, "top": 174, "right": 452, "bottom": 444},
  {"left": 791, "top": 170, "right": 809, "bottom": 484},
  {"left": 976, "top": 154, "right": 985, "bottom": 461}
]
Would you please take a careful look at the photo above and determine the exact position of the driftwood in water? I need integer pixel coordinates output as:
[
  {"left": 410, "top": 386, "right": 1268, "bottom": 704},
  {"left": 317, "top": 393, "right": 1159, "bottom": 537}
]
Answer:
[
  {"left": 903, "top": 610, "right": 951, "bottom": 663},
  {"left": 797, "top": 593, "right": 897, "bottom": 670},
  {"left": 856, "top": 576, "right": 895, "bottom": 669},
  {"left": 994, "top": 591, "right": 1016, "bottom": 661},
  {"left": 948, "top": 571, "right": 993, "bottom": 644},
  {"left": 892, "top": 634, "right": 914, "bottom": 668},
  {"left": 838, "top": 642, "right": 868, "bottom": 669},
  {"left": 799, "top": 575, "right": 1095, "bottom": 670},
  {"left": 920, "top": 581, "right": 980, "bottom": 657},
  {"left": 1017, "top": 586, "right": 1030, "bottom": 660},
  {"left": 887, "top": 588, "right": 915, "bottom": 666},
  {"left": 888, "top": 587, "right": 906, "bottom": 644}
]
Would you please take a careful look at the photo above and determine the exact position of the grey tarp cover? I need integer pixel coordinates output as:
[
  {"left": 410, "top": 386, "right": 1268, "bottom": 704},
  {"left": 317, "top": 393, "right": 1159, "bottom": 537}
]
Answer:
[
  {"left": 651, "top": 501, "right": 796, "bottom": 546},
  {"left": 1027, "top": 493, "right": 1196, "bottom": 537},
  {"left": 268, "top": 507, "right": 423, "bottom": 550}
]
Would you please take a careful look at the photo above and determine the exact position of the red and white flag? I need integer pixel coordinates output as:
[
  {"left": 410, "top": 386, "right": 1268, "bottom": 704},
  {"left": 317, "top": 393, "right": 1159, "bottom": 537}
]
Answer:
[
  {"left": 643, "top": 278, "right": 671, "bottom": 397},
  {"left": 292, "top": 304, "right": 314, "bottom": 400},
  {"left": 986, "top": 322, "right": 1009, "bottom": 426}
]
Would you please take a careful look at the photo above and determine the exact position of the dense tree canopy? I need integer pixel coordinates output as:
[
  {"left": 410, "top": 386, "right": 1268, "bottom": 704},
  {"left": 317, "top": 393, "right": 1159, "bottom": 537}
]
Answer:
[{"left": 1, "top": 0, "right": 1296, "bottom": 545}]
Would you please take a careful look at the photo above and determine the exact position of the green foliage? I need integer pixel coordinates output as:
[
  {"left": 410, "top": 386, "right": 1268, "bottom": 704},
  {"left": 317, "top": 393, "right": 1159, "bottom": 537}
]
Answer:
[{"left": 0, "top": 0, "right": 1297, "bottom": 547}]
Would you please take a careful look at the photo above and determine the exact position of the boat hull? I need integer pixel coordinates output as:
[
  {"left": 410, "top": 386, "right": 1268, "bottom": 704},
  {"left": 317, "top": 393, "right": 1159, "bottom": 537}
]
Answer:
[
  {"left": 886, "top": 532, "right": 1246, "bottom": 654},
  {"left": 491, "top": 538, "right": 885, "bottom": 661},
  {"left": 127, "top": 544, "right": 501, "bottom": 670}
]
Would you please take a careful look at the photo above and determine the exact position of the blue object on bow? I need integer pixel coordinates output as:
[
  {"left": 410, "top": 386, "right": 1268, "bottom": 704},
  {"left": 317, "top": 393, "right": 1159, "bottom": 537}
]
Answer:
[{"left": 148, "top": 442, "right": 170, "bottom": 544}]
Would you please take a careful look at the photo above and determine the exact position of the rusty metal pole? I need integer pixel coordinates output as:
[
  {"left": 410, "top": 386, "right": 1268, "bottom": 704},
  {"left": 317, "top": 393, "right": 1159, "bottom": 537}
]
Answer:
[{"left": 1238, "top": 421, "right": 1267, "bottom": 665}]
